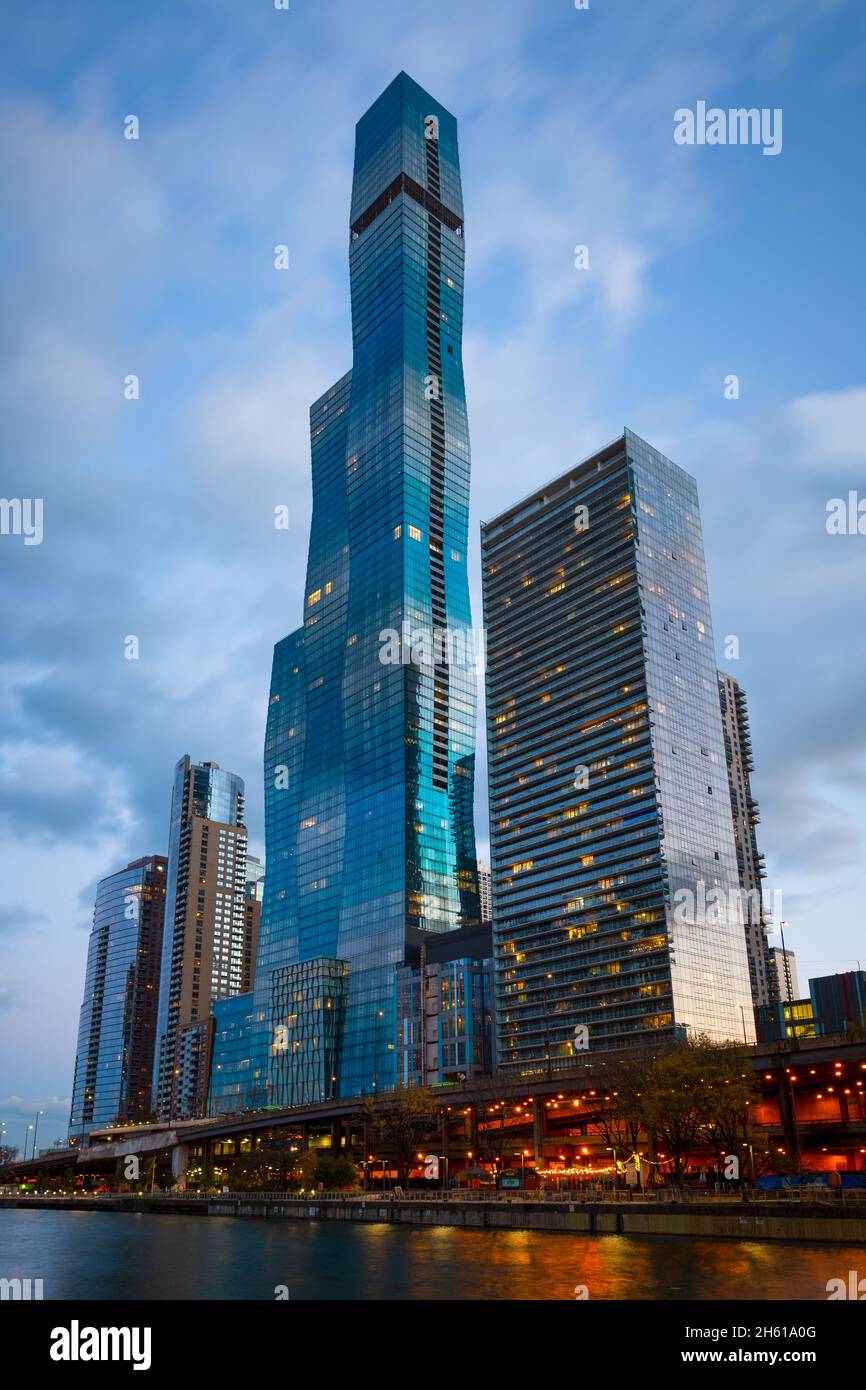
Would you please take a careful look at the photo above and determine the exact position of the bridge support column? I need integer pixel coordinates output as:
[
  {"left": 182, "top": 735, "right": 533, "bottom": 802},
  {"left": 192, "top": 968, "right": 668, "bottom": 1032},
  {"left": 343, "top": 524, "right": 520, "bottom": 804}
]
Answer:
[
  {"left": 533, "top": 1098, "right": 545, "bottom": 1169},
  {"left": 171, "top": 1142, "right": 189, "bottom": 1191},
  {"left": 778, "top": 1076, "right": 801, "bottom": 1169}
]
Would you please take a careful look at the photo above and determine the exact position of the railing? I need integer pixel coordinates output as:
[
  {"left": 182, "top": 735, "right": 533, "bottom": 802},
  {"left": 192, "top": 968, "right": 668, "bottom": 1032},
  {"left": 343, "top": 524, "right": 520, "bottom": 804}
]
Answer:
[
  {"left": 7, "top": 1185, "right": 865, "bottom": 1206},
  {"left": 136, "top": 1186, "right": 866, "bottom": 1206}
]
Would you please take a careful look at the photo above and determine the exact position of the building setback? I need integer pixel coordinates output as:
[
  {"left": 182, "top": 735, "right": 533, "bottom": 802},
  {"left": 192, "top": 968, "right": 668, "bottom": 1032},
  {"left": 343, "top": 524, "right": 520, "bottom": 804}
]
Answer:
[
  {"left": 152, "top": 757, "right": 254, "bottom": 1120},
  {"left": 252, "top": 73, "right": 481, "bottom": 1106},
  {"left": 68, "top": 855, "right": 167, "bottom": 1144},
  {"left": 718, "top": 669, "right": 778, "bottom": 1009},
  {"left": 477, "top": 861, "right": 492, "bottom": 923},
  {"left": 397, "top": 922, "right": 495, "bottom": 1087},
  {"left": 482, "top": 430, "right": 756, "bottom": 1076}
]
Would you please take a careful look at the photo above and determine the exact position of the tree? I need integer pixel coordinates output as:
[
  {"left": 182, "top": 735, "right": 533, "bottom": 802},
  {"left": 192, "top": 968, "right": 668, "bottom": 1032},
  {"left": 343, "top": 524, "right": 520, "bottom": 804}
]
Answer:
[
  {"left": 589, "top": 1045, "right": 657, "bottom": 1171},
  {"left": 694, "top": 1040, "right": 760, "bottom": 1180},
  {"left": 640, "top": 1035, "right": 756, "bottom": 1183},
  {"left": 0, "top": 1144, "right": 20, "bottom": 1182},
  {"left": 217, "top": 1133, "right": 301, "bottom": 1191},
  {"left": 473, "top": 1076, "right": 533, "bottom": 1177},
  {"left": 297, "top": 1152, "right": 358, "bottom": 1191},
  {"left": 361, "top": 1086, "right": 440, "bottom": 1185}
]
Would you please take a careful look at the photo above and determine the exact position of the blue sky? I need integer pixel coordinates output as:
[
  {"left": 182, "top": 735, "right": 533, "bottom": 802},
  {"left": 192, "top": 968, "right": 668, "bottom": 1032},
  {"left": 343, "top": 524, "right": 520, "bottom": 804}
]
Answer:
[{"left": 1, "top": 0, "right": 865, "bottom": 1150}]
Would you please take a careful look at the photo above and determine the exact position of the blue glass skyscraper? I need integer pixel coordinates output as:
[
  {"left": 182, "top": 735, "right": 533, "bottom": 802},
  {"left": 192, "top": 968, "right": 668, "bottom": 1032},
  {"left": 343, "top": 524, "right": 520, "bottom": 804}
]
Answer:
[
  {"left": 253, "top": 73, "right": 481, "bottom": 1105},
  {"left": 68, "top": 856, "right": 167, "bottom": 1143}
]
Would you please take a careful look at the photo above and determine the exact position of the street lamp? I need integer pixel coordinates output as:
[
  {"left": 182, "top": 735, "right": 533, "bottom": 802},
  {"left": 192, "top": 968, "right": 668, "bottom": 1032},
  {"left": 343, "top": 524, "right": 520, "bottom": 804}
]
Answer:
[
  {"left": 32, "top": 1110, "right": 44, "bottom": 1160},
  {"left": 606, "top": 1146, "right": 618, "bottom": 1190},
  {"left": 372, "top": 1010, "right": 385, "bottom": 1093},
  {"left": 25, "top": 1124, "right": 34, "bottom": 1160}
]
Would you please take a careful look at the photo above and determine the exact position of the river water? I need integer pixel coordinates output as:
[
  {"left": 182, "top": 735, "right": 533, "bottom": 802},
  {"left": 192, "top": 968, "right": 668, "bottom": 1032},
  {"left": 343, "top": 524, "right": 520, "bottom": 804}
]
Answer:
[{"left": 1, "top": 1209, "right": 862, "bottom": 1300}]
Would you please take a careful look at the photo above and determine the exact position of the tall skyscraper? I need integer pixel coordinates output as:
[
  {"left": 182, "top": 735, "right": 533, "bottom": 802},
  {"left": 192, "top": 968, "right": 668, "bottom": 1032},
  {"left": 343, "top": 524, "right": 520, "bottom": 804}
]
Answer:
[
  {"left": 254, "top": 73, "right": 481, "bottom": 1105},
  {"left": 152, "top": 756, "right": 252, "bottom": 1119},
  {"left": 68, "top": 855, "right": 167, "bottom": 1144},
  {"left": 482, "top": 430, "right": 755, "bottom": 1076},
  {"left": 718, "top": 670, "right": 777, "bottom": 1008}
]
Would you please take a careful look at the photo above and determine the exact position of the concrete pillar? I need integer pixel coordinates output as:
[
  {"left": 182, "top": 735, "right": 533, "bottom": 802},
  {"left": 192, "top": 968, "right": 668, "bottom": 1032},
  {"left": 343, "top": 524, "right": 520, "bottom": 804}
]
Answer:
[
  {"left": 778, "top": 1077, "right": 801, "bottom": 1169},
  {"left": 171, "top": 1142, "right": 189, "bottom": 1191},
  {"left": 533, "top": 1098, "right": 545, "bottom": 1167},
  {"left": 467, "top": 1105, "right": 478, "bottom": 1161}
]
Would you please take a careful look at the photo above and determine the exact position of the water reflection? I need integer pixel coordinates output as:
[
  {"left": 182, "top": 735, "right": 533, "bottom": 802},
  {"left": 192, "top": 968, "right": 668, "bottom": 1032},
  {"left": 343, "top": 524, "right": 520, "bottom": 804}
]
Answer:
[{"left": 1, "top": 1210, "right": 862, "bottom": 1301}]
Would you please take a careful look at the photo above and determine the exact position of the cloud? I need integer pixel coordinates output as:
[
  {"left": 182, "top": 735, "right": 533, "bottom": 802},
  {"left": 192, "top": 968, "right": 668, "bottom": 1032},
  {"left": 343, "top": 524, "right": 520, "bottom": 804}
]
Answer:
[
  {"left": 0, "top": 905, "right": 48, "bottom": 938},
  {"left": 0, "top": 980, "right": 28, "bottom": 1013}
]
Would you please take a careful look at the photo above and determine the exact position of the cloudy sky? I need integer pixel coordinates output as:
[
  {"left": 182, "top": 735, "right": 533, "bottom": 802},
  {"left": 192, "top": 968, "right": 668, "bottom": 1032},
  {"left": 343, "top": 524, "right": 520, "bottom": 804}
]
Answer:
[{"left": 1, "top": 0, "right": 864, "bottom": 1150}]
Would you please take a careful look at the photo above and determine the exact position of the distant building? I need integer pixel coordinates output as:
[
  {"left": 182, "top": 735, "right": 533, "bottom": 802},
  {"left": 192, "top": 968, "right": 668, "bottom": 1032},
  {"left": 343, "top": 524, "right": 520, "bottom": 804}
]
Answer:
[
  {"left": 68, "top": 855, "right": 167, "bottom": 1144},
  {"left": 770, "top": 945, "right": 799, "bottom": 1003},
  {"left": 482, "top": 430, "right": 755, "bottom": 1075},
  {"left": 718, "top": 670, "right": 777, "bottom": 1008},
  {"left": 477, "top": 861, "right": 492, "bottom": 923},
  {"left": 810, "top": 970, "right": 866, "bottom": 1038},
  {"left": 152, "top": 757, "right": 253, "bottom": 1120},
  {"left": 397, "top": 923, "right": 494, "bottom": 1086},
  {"left": 174, "top": 1017, "right": 214, "bottom": 1121},
  {"left": 755, "top": 969, "right": 866, "bottom": 1043},
  {"left": 754, "top": 996, "right": 815, "bottom": 1044}
]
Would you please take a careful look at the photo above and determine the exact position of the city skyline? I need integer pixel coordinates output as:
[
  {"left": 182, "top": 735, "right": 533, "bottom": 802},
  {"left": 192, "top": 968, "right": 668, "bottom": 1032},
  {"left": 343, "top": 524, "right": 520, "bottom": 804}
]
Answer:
[{"left": 3, "top": 0, "right": 866, "bottom": 1146}]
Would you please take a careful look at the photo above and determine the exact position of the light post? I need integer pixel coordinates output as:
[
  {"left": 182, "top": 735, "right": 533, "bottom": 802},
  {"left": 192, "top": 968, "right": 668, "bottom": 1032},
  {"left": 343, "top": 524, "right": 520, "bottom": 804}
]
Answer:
[
  {"left": 32, "top": 1109, "right": 44, "bottom": 1161},
  {"left": 372, "top": 1009, "right": 384, "bottom": 1093},
  {"left": 606, "top": 1146, "right": 618, "bottom": 1191}
]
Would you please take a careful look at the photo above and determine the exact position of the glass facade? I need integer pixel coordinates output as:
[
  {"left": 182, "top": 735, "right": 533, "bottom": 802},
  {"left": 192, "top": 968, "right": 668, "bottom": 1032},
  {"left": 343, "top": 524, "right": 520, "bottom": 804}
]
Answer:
[
  {"left": 253, "top": 73, "right": 480, "bottom": 1105},
  {"left": 482, "top": 430, "right": 755, "bottom": 1077},
  {"left": 68, "top": 856, "right": 167, "bottom": 1143},
  {"left": 208, "top": 991, "right": 261, "bottom": 1116}
]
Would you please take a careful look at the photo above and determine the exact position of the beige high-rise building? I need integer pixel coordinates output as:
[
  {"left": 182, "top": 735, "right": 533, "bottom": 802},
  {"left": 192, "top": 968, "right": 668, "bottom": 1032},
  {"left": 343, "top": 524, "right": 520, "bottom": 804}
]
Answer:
[{"left": 152, "top": 757, "right": 258, "bottom": 1120}]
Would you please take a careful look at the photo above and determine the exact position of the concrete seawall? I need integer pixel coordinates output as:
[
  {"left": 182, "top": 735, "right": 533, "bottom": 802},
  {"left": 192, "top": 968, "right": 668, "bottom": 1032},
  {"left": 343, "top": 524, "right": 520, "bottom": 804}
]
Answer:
[{"left": 4, "top": 1195, "right": 866, "bottom": 1244}]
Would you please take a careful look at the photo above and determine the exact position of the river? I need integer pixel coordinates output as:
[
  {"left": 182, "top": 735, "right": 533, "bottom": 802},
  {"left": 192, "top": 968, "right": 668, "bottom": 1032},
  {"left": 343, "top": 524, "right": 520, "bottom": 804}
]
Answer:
[{"left": 2, "top": 1209, "right": 863, "bottom": 1300}]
